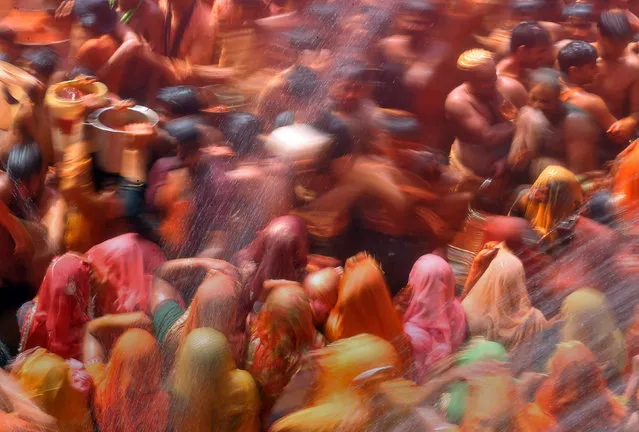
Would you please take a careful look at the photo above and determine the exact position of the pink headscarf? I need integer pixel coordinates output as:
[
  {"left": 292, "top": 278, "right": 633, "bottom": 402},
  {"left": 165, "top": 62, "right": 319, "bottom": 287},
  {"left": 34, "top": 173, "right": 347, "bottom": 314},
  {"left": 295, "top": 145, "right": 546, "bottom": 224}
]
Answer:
[
  {"left": 86, "top": 234, "right": 166, "bottom": 315},
  {"left": 403, "top": 255, "right": 467, "bottom": 383}
]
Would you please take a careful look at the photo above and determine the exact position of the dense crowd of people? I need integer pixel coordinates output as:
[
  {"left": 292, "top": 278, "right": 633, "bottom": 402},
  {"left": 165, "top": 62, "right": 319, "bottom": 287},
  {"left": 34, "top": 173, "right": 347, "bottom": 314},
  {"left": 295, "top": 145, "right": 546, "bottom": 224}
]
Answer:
[{"left": 3, "top": 0, "right": 639, "bottom": 430}]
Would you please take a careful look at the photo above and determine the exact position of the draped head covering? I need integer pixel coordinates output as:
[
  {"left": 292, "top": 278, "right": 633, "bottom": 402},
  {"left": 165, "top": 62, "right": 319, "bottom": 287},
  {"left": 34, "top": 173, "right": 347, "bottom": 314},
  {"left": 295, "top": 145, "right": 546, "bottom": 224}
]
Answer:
[
  {"left": 519, "top": 166, "right": 584, "bottom": 242},
  {"left": 247, "top": 284, "right": 319, "bottom": 415},
  {"left": 170, "top": 328, "right": 260, "bottom": 432},
  {"left": 403, "top": 255, "right": 467, "bottom": 384},
  {"left": 94, "top": 329, "right": 169, "bottom": 432},
  {"left": 86, "top": 233, "right": 166, "bottom": 315},
  {"left": 21, "top": 254, "right": 92, "bottom": 360},
  {"left": 461, "top": 245, "right": 548, "bottom": 352},
  {"left": 535, "top": 341, "right": 626, "bottom": 432},
  {"left": 614, "top": 140, "right": 639, "bottom": 223},
  {"left": 233, "top": 216, "right": 308, "bottom": 313},
  {"left": 325, "top": 254, "right": 412, "bottom": 369},
  {"left": 560, "top": 288, "right": 626, "bottom": 377},
  {"left": 456, "top": 49, "right": 495, "bottom": 72},
  {"left": 0, "top": 369, "right": 57, "bottom": 432},
  {"left": 11, "top": 348, "right": 93, "bottom": 432}
]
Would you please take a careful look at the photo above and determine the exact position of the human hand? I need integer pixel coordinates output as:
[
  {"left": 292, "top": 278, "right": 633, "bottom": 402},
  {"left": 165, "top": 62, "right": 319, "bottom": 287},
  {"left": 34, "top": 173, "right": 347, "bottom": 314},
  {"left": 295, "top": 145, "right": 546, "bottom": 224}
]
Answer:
[
  {"left": 607, "top": 117, "right": 637, "bottom": 144},
  {"left": 55, "top": 0, "right": 74, "bottom": 18}
]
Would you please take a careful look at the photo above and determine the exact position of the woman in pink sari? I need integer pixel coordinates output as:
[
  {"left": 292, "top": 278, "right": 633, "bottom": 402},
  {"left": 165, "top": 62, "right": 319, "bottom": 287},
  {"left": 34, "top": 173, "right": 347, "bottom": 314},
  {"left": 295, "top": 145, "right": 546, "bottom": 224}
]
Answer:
[
  {"left": 19, "top": 234, "right": 165, "bottom": 360},
  {"left": 402, "top": 255, "right": 467, "bottom": 384}
]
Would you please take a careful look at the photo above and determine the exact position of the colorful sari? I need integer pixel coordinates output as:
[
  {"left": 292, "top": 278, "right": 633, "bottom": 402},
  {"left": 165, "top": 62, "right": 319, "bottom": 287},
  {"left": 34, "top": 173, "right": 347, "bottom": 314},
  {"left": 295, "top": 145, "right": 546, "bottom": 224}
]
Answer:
[
  {"left": 613, "top": 140, "right": 639, "bottom": 224},
  {"left": 162, "top": 270, "right": 244, "bottom": 372},
  {"left": 560, "top": 288, "right": 627, "bottom": 377},
  {"left": 461, "top": 246, "right": 548, "bottom": 354},
  {"left": 11, "top": 348, "right": 93, "bottom": 432},
  {"left": 86, "top": 233, "right": 166, "bottom": 316},
  {"left": 0, "top": 369, "right": 57, "bottom": 432},
  {"left": 325, "top": 254, "right": 413, "bottom": 370},
  {"left": 402, "top": 255, "right": 467, "bottom": 384},
  {"left": 170, "top": 328, "right": 260, "bottom": 432},
  {"left": 271, "top": 334, "right": 402, "bottom": 432},
  {"left": 233, "top": 215, "right": 308, "bottom": 315},
  {"left": 516, "top": 165, "right": 584, "bottom": 243},
  {"left": 535, "top": 341, "right": 626, "bottom": 432},
  {"left": 93, "top": 329, "right": 169, "bottom": 432},
  {"left": 247, "top": 284, "right": 322, "bottom": 418}
]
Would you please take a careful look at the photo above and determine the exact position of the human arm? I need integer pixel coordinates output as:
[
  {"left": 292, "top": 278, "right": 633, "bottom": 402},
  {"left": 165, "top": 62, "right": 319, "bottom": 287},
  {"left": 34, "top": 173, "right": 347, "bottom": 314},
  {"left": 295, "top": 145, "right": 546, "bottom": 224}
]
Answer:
[
  {"left": 39, "top": 191, "right": 66, "bottom": 255},
  {"left": 82, "top": 312, "right": 152, "bottom": 364},
  {"left": 565, "top": 113, "right": 599, "bottom": 174},
  {"left": 445, "top": 95, "right": 514, "bottom": 148}
]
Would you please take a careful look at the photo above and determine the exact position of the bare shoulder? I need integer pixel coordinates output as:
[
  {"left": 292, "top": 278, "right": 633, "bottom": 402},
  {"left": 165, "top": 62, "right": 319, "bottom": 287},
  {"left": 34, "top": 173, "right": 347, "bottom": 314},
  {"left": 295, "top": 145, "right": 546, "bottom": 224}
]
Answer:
[
  {"left": 497, "top": 76, "right": 527, "bottom": 107},
  {"left": 624, "top": 51, "right": 639, "bottom": 71},
  {"left": 445, "top": 84, "right": 470, "bottom": 106},
  {"left": 496, "top": 56, "right": 514, "bottom": 74}
]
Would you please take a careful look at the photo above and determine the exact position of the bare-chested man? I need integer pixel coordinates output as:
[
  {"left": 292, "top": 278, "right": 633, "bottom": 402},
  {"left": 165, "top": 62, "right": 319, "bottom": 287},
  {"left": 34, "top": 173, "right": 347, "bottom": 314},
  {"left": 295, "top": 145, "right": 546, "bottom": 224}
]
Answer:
[
  {"left": 555, "top": 2, "right": 598, "bottom": 53},
  {"left": 557, "top": 40, "right": 636, "bottom": 150},
  {"left": 497, "top": 21, "right": 553, "bottom": 87},
  {"left": 590, "top": 10, "right": 639, "bottom": 140},
  {"left": 447, "top": 49, "right": 528, "bottom": 180}
]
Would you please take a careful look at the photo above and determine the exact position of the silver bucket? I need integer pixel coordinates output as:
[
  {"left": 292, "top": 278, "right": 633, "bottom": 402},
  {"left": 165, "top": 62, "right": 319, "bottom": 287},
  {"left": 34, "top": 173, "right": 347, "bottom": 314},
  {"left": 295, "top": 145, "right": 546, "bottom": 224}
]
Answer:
[{"left": 86, "top": 105, "right": 159, "bottom": 174}]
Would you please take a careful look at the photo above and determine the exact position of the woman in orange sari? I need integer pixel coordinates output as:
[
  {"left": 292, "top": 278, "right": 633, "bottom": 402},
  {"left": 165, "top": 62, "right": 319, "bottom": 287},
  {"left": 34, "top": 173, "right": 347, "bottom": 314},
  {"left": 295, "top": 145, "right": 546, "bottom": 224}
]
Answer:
[
  {"left": 85, "top": 328, "right": 170, "bottom": 432},
  {"left": 0, "top": 369, "right": 57, "bottom": 432},
  {"left": 535, "top": 341, "right": 627, "bottom": 432},
  {"left": 613, "top": 139, "right": 639, "bottom": 226},
  {"left": 246, "top": 283, "right": 322, "bottom": 420},
  {"left": 325, "top": 253, "right": 413, "bottom": 370}
]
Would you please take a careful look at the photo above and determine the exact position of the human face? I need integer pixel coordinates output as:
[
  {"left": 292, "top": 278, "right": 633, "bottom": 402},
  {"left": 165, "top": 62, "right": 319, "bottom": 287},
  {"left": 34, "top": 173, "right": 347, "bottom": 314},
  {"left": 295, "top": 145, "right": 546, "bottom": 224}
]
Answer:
[
  {"left": 598, "top": 36, "right": 629, "bottom": 61},
  {"left": 399, "top": 11, "right": 437, "bottom": 40},
  {"left": 529, "top": 83, "right": 560, "bottom": 118},
  {"left": 467, "top": 63, "right": 498, "bottom": 99},
  {"left": 563, "top": 18, "right": 594, "bottom": 42},
  {"left": 570, "top": 61, "right": 599, "bottom": 86},
  {"left": 518, "top": 44, "right": 552, "bottom": 69},
  {"left": 330, "top": 78, "right": 366, "bottom": 112}
]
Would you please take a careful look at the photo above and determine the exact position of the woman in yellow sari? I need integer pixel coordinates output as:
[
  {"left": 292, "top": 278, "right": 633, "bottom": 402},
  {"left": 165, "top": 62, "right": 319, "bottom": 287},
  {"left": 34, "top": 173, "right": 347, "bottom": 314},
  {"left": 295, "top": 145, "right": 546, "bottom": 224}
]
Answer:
[
  {"left": 11, "top": 348, "right": 93, "bottom": 432},
  {"left": 169, "top": 327, "right": 260, "bottom": 432},
  {"left": 560, "top": 288, "right": 627, "bottom": 380},
  {"left": 325, "top": 253, "right": 412, "bottom": 370}
]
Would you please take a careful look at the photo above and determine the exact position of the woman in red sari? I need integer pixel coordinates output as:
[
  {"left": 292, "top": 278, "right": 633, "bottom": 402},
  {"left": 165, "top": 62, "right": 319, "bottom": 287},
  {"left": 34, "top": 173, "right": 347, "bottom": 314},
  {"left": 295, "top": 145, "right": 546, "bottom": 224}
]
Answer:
[{"left": 18, "top": 234, "right": 165, "bottom": 359}]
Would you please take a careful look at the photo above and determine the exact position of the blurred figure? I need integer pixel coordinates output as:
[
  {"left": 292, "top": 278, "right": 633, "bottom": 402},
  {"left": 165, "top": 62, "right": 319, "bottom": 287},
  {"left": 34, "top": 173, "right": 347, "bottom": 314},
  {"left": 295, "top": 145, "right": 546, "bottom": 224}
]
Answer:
[
  {"left": 0, "top": 369, "right": 57, "bottom": 431},
  {"left": 169, "top": 328, "right": 260, "bottom": 432},
  {"left": 557, "top": 2, "right": 598, "bottom": 46},
  {"left": 303, "top": 267, "right": 340, "bottom": 327},
  {"left": 497, "top": 21, "right": 553, "bottom": 87}
]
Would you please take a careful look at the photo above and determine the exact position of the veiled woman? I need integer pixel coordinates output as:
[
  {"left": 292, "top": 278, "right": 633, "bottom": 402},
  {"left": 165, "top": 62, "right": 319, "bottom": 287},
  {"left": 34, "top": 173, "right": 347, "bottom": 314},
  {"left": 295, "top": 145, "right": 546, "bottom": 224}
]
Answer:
[
  {"left": 461, "top": 245, "right": 549, "bottom": 373},
  {"left": 246, "top": 283, "right": 323, "bottom": 419},
  {"left": 401, "top": 254, "right": 467, "bottom": 384},
  {"left": 233, "top": 216, "right": 309, "bottom": 318},
  {"left": 535, "top": 341, "right": 626, "bottom": 432},
  {"left": 169, "top": 328, "right": 260, "bottom": 432},
  {"left": 325, "top": 253, "right": 413, "bottom": 370},
  {"left": 19, "top": 234, "right": 165, "bottom": 359},
  {"left": 86, "top": 329, "right": 170, "bottom": 432}
]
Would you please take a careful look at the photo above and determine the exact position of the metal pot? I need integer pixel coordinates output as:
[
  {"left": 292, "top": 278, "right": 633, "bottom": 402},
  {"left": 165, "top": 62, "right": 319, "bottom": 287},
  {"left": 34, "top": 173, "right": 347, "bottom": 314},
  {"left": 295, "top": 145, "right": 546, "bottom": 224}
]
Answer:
[{"left": 87, "top": 105, "right": 159, "bottom": 174}]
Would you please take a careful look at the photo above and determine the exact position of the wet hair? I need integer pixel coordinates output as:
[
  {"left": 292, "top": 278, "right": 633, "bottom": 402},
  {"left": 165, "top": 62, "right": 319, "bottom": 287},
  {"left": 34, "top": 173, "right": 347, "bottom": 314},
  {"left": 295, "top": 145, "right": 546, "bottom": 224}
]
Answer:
[
  {"left": 286, "top": 66, "right": 320, "bottom": 101},
  {"left": 156, "top": 86, "right": 201, "bottom": 117},
  {"left": 221, "top": 112, "right": 262, "bottom": 156},
  {"left": 512, "top": 0, "right": 544, "bottom": 14},
  {"left": 562, "top": 2, "right": 594, "bottom": 21},
  {"left": 285, "top": 27, "right": 325, "bottom": 51},
  {"left": 6, "top": 141, "right": 43, "bottom": 182},
  {"left": 18, "top": 47, "right": 59, "bottom": 79},
  {"left": 68, "top": 66, "right": 97, "bottom": 80},
  {"left": 331, "top": 60, "right": 369, "bottom": 83},
  {"left": 558, "top": 41, "right": 598, "bottom": 74},
  {"left": 598, "top": 10, "right": 633, "bottom": 42},
  {"left": 529, "top": 67, "right": 562, "bottom": 94},
  {"left": 510, "top": 21, "right": 551, "bottom": 53},
  {"left": 163, "top": 117, "right": 202, "bottom": 157},
  {"left": 401, "top": 0, "right": 438, "bottom": 15},
  {"left": 303, "top": 3, "right": 340, "bottom": 28}
]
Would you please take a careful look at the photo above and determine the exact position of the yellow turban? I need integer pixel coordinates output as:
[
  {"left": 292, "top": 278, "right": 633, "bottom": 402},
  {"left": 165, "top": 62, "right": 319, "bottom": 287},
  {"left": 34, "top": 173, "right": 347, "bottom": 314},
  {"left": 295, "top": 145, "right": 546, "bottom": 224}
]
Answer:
[{"left": 457, "top": 49, "right": 495, "bottom": 72}]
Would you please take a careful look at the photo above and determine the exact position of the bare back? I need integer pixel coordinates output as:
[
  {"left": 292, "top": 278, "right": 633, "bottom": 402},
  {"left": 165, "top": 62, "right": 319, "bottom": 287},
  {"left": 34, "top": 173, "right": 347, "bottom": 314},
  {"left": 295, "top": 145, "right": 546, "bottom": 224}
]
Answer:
[{"left": 592, "top": 49, "right": 639, "bottom": 118}]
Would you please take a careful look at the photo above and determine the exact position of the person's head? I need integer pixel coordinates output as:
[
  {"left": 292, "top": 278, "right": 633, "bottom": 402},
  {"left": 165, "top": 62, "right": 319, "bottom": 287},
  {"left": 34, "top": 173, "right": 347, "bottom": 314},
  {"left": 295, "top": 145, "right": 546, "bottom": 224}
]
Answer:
[
  {"left": 17, "top": 47, "right": 59, "bottom": 84},
  {"left": 67, "top": 66, "right": 97, "bottom": 81},
  {"left": 0, "top": 26, "right": 19, "bottom": 63},
  {"left": 303, "top": 3, "right": 341, "bottom": 33},
  {"left": 558, "top": 41, "right": 599, "bottom": 86},
  {"left": 329, "top": 60, "right": 369, "bottom": 112},
  {"left": 286, "top": 27, "right": 325, "bottom": 54},
  {"left": 304, "top": 268, "right": 340, "bottom": 325},
  {"left": 220, "top": 112, "right": 262, "bottom": 156},
  {"left": 374, "top": 109, "right": 424, "bottom": 152},
  {"left": 7, "top": 141, "right": 44, "bottom": 199},
  {"left": 73, "top": 0, "right": 118, "bottom": 35},
  {"left": 398, "top": 0, "right": 439, "bottom": 41},
  {"left": 156, "top": 86, "right": 202, "bottom": 122},
  {"left": 562, "top": 2, "right": 595, "bottom": 41},
  {"left": 510, "top": 21, "right": 552, "bottom": 69},
  {"left": 597, "top": 9, "right": 633, "bottom": 60},
  {"left": 458, "top": 49, "right": 498, "bottom": 99},
  {"left": 512, "top": 0, "right": 545, "bottom": 21},
  {"left": 528, "top": 68, "right": 562, "bottom": 118},
  {"left": 286, "top": 65, "right": 323, "bottom": 115},
  {"left": 163, "top": 117, "right": 202, "bottom": 168}
]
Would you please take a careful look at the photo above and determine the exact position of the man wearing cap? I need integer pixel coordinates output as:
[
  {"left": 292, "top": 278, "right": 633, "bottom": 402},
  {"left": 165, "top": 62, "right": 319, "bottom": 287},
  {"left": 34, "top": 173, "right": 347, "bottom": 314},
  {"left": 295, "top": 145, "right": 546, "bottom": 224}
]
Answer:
[{"left": 447, "top": 48, "right": 527, "bottom": 186}]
